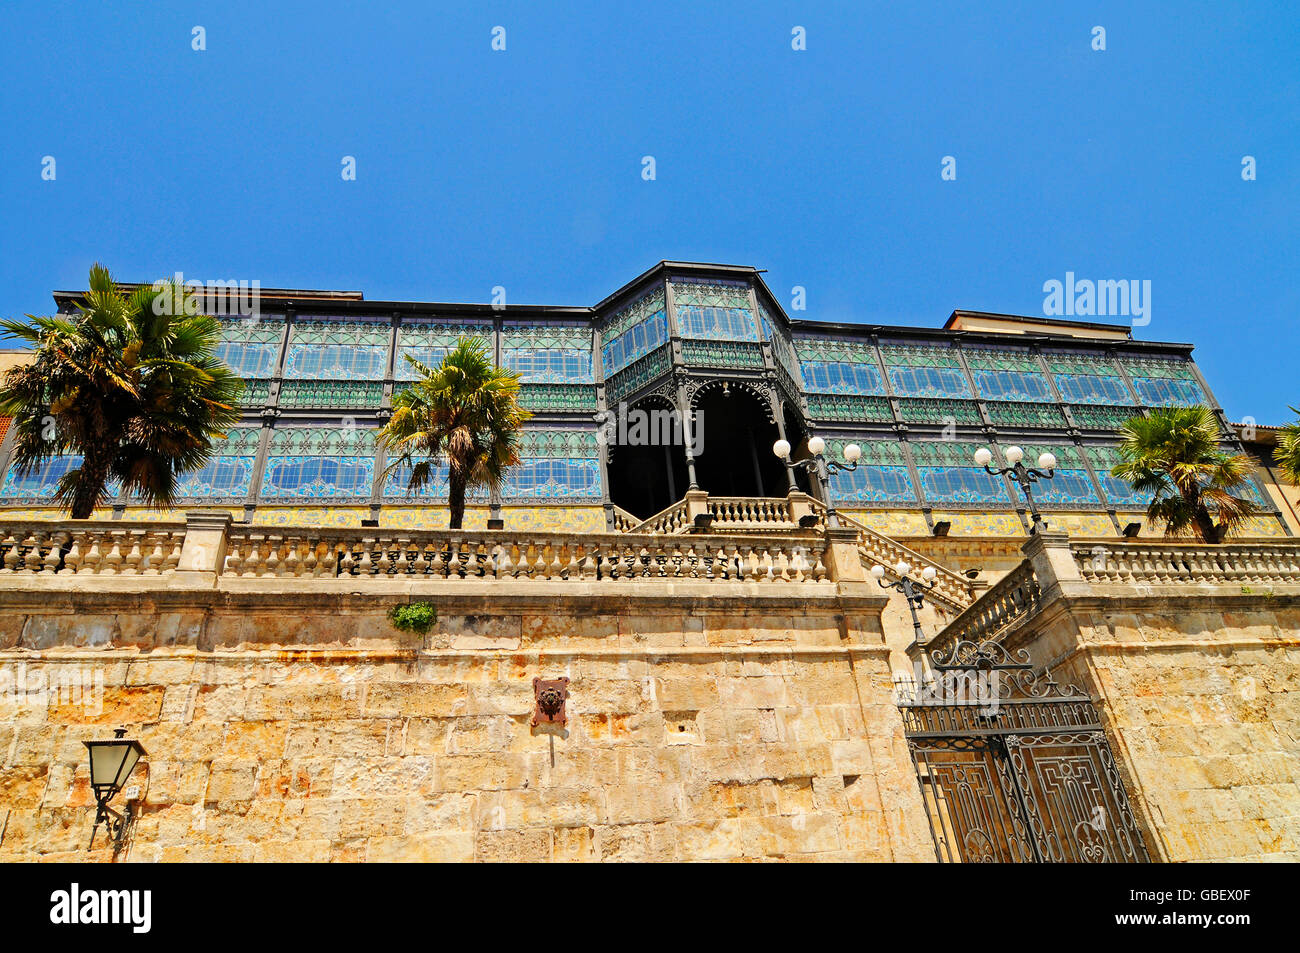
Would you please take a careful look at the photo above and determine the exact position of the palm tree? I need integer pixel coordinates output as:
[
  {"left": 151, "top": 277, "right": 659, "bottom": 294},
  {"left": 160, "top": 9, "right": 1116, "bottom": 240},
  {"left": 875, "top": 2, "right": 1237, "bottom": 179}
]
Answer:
[
  {"left": 378, "top": 337, "right": 530, "bottom": 529},
  {"left": 1274, "top": 407, "right": 1300, "bottom": 486},
  {"left": 1111, "top": 406, "right": 1260, "bottom": 543},
  {"left": 0, "top": 264, "right": 243, "bottom": 519}
]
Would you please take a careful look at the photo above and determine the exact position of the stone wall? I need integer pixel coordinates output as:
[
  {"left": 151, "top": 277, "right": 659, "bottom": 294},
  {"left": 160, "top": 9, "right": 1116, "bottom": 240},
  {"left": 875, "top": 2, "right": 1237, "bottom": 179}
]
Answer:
[{"left": 0, "top": 582, "right": 935, "bottom": 863}]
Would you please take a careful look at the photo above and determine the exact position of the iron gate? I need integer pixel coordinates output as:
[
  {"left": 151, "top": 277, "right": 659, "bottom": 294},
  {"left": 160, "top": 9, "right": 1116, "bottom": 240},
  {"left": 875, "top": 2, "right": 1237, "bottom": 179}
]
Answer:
[{"left": 900, "top": 640, "right": 1150, "bottom": 863}]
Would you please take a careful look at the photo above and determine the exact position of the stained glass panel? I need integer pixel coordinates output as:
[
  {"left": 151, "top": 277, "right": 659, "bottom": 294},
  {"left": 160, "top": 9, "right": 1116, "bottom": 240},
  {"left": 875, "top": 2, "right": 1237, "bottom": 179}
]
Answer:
[
  {"left": 396, "top": 320, "right": 494, "bottom": 381},
  {"left": 174, "top": 457, "right": 256, "bottom": 498},
  {"left": 503, "top": 348, "right": 593, "bottom": 383},
  {"left": 799, "top": 360, "right": 885, "bottom": 395},
  {"left": 676, "top": 305, "right": 760, "bottom": 342},
  {"left": 1130, "top": 377, "right": 1205, "bottom": 407},
  {"left": 972, "top": 369, "right": 1054, "bottom": 402},
  {"left": 1054, "top": 373, "right": 1132, "bottom": 404},
  {"left": 887, "top": 366, "right": 972, "bottom": 399},
  {"left": 829, "top": 466, "right": 917, "bottom": 504},
  {"left": 917, "top": 467, "right": 1010, "bottom": 505},
  {"left": 602, "top": 310, "right": 668, "bottom": 376},
  {"left": 382, "top": 459, "right": 601, "bottom": 500},
  {"left": 216, "top": 341, "right": 280, "bottom": 377},
  {"left": 0, "top": 455, "right": 83, "bottom": 500},
  {"left": 285, "top": 320, "right": 390, "bottom": 381},
  {"left": 260, "top": 425, "right": 377, "bottom": 499},
  {"left": 261, "top": 456, "right": 375, "bottom": 498},
  {"left": 1027, "top": 470, "right": 1101, "bottom": 506}
]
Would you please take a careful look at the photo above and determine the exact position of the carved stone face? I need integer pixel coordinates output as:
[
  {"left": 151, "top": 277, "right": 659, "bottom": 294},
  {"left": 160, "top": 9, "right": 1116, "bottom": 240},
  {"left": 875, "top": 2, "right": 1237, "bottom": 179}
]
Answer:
[{"left": 531, "top": 677, "right": 569, "bottom": 727}]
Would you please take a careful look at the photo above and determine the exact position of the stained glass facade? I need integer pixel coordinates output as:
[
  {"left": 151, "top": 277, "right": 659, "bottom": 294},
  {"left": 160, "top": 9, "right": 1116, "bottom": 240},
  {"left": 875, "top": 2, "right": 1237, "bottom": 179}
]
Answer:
[{"left": 9, "top": 264, "right": 1279, "bottom": 537}]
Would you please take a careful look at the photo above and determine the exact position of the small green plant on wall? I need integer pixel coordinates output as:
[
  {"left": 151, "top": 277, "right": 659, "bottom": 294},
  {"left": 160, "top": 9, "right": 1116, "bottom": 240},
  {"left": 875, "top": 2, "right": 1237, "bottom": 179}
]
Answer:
[{"left": 387, "top": 601, "right": 437, "bottom": 635}]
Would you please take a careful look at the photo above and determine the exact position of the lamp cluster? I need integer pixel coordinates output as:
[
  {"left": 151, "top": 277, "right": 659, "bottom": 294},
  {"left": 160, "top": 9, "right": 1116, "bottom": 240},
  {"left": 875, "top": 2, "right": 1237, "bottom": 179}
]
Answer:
[
  {"left": 772, "top": 436, "right": 860, "bottom": 528},
  {"left": 974, "top": 445, "right": 1058, "bottom": 530}
]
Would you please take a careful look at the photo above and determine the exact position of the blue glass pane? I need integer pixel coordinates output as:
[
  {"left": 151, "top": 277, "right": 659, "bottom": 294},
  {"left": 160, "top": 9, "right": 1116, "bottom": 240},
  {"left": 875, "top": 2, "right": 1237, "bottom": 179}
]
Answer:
[
  {"left": 1055, "top": 374, "right": 1130, "bottom": 403},
  {"left": 176, "top": 457, "right": 255, "bottom": 498},
  {"left": 677, "top": 306, "right": 759, "bottom": 342},
  {"left": 383, "top": 459, "right": 601, "bottom": 499},
  {"left": 1099, "top": 474, "right": 1152, "bottom": 507},
  {"left": 503, "top": 459, "right": 602, "bottom": 498},
  {"left": 887, "top": 366, "right": 972, "bottom": 399},
  {"left": 216, "top": 342, "right": 279, "bottom": 376},
  {"left": 1030, "top": 470, "right": 1101, "bottom": 506},
  {"left": 503, "top": 348, "right": 594, "bottom": 383},
  {"left": 799, "top": 360, "right": 884, "bottom": 395},
  {"left": 261, "top": 456, "right": 375, "bottom": 498},
  {"left": 1, "top": 455, "right": 82, "bottom": 499},
  {"left": 383, "top": 463, "right": 488, "bottom": 499},
  {"left": 285, "top": 345, "right": 388, "bottom": 380},
  {"left": 829, "top": 466, "right": 916, "bottom": 503},
  {"left": 602, "top": 311, "right": 668, "bottom": 375},
  {"left": 973, "top": 369, "right": 1053, "bottom": 402},
  {"left": 1131, "top": 377, "right": 1205, "bottom": 407},
  {"left": 396, "top": 346, "right": 452, "bottom": 380},
  {"left": 917, "top": 466, "right": 1009, "bottom": 504}
]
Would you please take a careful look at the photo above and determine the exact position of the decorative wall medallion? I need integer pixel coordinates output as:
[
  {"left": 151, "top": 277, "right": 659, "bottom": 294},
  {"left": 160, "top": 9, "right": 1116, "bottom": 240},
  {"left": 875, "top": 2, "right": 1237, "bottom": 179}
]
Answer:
[{"left": 532, "top": 677, "right": 569, "bottom": 727}]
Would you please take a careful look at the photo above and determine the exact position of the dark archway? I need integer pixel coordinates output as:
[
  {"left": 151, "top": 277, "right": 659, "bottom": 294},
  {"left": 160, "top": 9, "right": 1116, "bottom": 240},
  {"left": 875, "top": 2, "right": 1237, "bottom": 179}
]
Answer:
[
  {"left": 606, "top": 397, "right": 690, "bottom": 519},
  {"left": 692, "top": 385, "right": 789, "bottom": 498}
]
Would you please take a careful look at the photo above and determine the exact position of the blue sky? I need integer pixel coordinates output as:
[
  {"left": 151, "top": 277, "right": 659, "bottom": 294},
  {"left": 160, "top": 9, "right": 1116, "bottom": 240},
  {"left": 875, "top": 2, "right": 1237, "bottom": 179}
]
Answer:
[{"left": 1, "top": 1, "right": 1295, "bottom": 422}]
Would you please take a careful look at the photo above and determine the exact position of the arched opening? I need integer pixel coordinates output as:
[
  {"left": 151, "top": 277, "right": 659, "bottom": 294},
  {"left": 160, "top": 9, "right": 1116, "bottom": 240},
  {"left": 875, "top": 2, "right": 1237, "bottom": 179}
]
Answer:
[
  {"left": 605, "top": 396, "right": 690, "bottom": 519},
  {"left": 691, "top": 385, "right": 789, "bottom": 498}
]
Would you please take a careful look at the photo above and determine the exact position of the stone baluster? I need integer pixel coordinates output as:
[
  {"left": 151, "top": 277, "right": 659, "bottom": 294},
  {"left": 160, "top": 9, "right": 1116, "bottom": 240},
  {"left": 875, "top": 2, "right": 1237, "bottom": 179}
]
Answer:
[
  {"left": 122, "top": 534, "right": 144, "bottom": 574},
  {"left": 21, "top": 532, "right": 43, "bottom": 573},
  {"left": 44, "top": 532, "right": 67, "bottom": 572}
]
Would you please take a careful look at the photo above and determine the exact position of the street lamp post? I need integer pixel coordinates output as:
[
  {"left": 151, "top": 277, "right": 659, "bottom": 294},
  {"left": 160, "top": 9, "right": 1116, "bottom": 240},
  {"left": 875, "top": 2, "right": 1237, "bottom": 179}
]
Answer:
[
  {"left": 975, "top": 445, "right": 1057, "bottom": 532},
  {"left": 772, "top": 435, "right": 860, "bottom": 528},
  {"left": 872, "top": 561, "right": 938, "bottom": 645}
]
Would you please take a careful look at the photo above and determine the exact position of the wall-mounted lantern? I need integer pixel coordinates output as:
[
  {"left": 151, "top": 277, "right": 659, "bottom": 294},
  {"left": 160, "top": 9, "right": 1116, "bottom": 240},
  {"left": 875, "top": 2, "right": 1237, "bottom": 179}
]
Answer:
[{"left": 84, "top": 728, "right": 146, "bottom": 850}]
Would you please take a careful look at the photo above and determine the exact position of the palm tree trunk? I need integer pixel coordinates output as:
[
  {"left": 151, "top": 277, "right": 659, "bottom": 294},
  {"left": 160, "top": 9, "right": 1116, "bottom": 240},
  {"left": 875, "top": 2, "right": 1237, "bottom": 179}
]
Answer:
[
  {"left": 448, "top": 473, "right": 467, "bottom": 530},
  {"left": 1196, "top": 505, "right": 1221, "bottom": 544},
  {"left": 1183, "top": 487, "right": 1219, "bottom": 543},
  {"left": 70, "top": 443, "right": 113, "bottom": 519}
]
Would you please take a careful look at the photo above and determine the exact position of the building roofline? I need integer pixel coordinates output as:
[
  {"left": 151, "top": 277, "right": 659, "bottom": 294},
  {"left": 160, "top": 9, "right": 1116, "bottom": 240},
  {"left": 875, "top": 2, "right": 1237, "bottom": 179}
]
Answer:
[
  {"left": 53, "top": 286, "right": 365, "bottom": 306},
  {"left": 38, "top": 264, "right": 1197, "bottom": 354},
  {"left": 943, "top": 309, "right": 1134, "bottom": 336}
]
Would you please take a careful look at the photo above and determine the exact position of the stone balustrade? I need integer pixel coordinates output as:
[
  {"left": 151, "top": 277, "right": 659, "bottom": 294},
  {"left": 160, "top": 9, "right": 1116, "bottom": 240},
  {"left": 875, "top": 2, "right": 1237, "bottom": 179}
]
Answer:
[
  {"left": 0, "top": 522, "right": 186, "bottom": 575},
  {"left": 609, "top": 505, "right": 638, "bottom": 533},
  {"left": 625, "top": 499, "right": 691, "bottom": 535},
  {"left": 913, "top": 558, "right": 1042, "bottom": 662},
  {"left": 1071, "top": 540, "right": 1300, "bottom": 587},
  {"left": 707, "top": 496, "right": 802, "bottom": 529},
  {"left": 225, "top": 526, "right": 831, "bottom": 583},
  {"left": 0, "top": 516, "right": 844, "bottom": 586},
  {"left": 816, "top": 506, "right": 974, "bottom": 610}
]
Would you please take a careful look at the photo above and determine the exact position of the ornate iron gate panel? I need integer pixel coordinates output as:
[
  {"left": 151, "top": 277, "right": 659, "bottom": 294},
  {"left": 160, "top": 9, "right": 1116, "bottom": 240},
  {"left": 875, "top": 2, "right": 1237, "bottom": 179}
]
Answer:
[{"left": 901, "top": 641, "right": 1150, "bottom": 863}]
